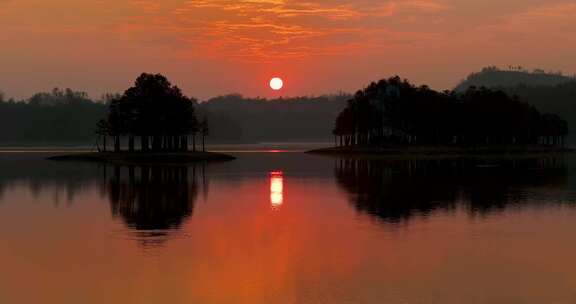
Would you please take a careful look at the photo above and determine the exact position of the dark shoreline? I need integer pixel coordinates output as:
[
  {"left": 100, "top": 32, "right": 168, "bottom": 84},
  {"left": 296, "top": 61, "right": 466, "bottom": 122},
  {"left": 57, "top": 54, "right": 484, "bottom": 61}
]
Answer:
[
  {"left": 307, "top": 145, "right": 573, "bottom": 157},
  {"left": 47, "top": 151, "right": 236, "bottom": 165}
]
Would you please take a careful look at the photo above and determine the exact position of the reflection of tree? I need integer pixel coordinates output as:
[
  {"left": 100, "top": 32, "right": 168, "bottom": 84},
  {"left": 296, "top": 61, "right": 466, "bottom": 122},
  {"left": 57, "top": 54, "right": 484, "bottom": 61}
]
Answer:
[
  {"left": 335, "top": 157, "right": 568, "bottom": 224},
  {"left": 107, "top": 165, "right": 200, "bottom": 230},
  {"left": 105, "top": 164, "right": 207, "bottom": 250},
  {"left": 0, "top": 158, "right": 210, "bottom": 250}
]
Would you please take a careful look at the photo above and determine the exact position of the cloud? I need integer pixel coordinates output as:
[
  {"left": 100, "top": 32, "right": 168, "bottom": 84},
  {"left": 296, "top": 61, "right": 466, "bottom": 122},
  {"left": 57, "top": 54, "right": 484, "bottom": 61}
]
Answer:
[
  {"left": 116, "top": 0, "right": 451, "bottom": 62},
  {"left": 514, "top": 3, "right": 576, "bottom": 25},
  {"left": 2, "top": 0, "right": 573, "bottom": 64},
  {"left": 130, "top": 0, "right": 161, "bottom": 12},
  {"left": 473, "top": 2, "right": 576, "bottom": 42}
]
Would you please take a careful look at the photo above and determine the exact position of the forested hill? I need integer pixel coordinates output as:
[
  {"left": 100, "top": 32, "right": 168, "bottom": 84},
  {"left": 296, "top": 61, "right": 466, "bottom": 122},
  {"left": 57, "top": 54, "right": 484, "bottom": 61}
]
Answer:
[
  {"left": 456, "top": 67, "right": 576, "bottom": 143},
  {"left": 455, "top": 67, "right": 575, "bottom": 91},
  {"left": 198, "top": 94, "right": 349, "bottom": 143}
]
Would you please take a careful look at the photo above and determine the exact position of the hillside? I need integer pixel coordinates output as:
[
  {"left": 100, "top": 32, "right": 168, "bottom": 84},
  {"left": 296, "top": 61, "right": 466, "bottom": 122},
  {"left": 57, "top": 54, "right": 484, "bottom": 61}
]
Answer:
[
  {"left": 456, "top": 67, "right": 576, "bottom": 143},
  {"left": 455, "top": 67, "right": 575, "bottom": 91},
  {"left": 198, "top": 94, "right": 349, "bottom": 143}
]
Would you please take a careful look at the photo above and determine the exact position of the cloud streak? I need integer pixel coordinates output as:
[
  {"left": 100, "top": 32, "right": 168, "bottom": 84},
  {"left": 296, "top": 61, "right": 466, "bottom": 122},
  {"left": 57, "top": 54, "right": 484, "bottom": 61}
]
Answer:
[{"left": 117, "top": 0, "right": 451, "bottom": 61}]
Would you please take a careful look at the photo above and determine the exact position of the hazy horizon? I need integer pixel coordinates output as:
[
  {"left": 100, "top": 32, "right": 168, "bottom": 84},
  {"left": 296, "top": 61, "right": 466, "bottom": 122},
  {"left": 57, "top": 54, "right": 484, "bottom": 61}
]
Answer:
[
  {"left": 1, "top": 0, "right": 575, "bottom": 100},
  {"left": 2, "top": 66, "right": 575, "bottom": 102}
]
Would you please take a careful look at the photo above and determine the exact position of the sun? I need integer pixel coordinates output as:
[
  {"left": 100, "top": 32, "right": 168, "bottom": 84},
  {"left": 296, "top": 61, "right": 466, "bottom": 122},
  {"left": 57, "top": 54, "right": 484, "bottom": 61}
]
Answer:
[{"left": 269, "top": 77, "right": 284, "bottom": 90}]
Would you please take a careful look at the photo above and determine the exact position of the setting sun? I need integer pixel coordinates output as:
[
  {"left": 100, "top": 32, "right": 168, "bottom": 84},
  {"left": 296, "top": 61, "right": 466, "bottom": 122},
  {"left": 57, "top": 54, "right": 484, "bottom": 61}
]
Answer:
[{"left": 269, "top": 77, "right": 284, "bottom": 91}]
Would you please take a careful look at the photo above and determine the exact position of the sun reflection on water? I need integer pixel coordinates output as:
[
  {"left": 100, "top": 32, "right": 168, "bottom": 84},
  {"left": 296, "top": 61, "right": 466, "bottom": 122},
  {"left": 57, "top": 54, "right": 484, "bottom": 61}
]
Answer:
[{"left": 270, "top": 171, "right": 284, "bottom": 209}]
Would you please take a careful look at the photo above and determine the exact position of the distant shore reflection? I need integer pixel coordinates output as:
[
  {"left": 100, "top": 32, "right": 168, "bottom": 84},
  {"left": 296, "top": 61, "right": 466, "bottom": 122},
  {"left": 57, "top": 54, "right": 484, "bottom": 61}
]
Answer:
[{"left": 335, "top": 157, "right": 572, "bottom": 224}]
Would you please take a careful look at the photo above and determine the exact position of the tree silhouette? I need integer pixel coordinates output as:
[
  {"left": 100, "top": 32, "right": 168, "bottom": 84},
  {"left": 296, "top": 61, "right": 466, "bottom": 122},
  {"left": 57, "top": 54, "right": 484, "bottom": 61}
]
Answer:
[
  {"left": 333, "top": 76, "right": 569, "bottom": 147},
  {"left": 200, "top": 116, "right": 209, "bottom": 152},
  {"left": 95, "top": 119, "right": 110, "bottom": 152},
  {"left": 101, "top": 73, "right": 201, "bottom": 152}
]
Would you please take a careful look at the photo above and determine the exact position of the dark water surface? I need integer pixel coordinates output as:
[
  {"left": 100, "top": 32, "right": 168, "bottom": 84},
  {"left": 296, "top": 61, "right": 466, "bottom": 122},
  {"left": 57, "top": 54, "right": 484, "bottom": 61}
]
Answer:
[{"left": 1, "top": 151, "right": 576, "bottom": 303}]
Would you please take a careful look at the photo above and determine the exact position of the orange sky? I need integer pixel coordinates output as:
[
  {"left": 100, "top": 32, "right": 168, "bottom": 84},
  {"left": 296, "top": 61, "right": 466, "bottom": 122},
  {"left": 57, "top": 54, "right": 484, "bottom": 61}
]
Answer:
[{"left": 0, "top": 0, "right": 575, "bottom": 100}]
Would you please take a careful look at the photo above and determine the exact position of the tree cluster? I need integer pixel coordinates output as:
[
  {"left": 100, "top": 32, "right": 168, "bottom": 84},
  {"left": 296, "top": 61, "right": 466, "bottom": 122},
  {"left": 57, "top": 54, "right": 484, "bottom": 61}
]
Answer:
[
  {"left": 333, "top": 76, "right": 569, "bottom": 147},
  {"left": 97, "top": 73, "right": 208, "bottom": 153}
]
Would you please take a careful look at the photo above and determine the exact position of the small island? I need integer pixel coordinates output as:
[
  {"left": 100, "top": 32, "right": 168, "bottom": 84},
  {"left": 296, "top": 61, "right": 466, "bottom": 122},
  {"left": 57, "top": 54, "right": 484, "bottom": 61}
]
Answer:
[
  {"left": 309, "top": 76, "right": 571, "bottom": 156},
  {"left": 48, "top": 73, "right": 235, "bottom": 164}
]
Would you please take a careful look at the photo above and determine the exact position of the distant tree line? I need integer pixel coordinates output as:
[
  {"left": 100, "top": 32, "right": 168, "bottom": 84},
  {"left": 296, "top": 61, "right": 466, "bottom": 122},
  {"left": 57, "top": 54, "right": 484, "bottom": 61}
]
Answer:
[
  {"left": 0, "top": 88, "right": 106, "bottom": 144},
  {"left": 333, "top": 76, "right": 569, "bottom": 147},
  {"left": 0, "top": 88, "right": 347, "bottom": 146},
  {"left": 96, "top": 73, "right": 208, "bottom": 153}
]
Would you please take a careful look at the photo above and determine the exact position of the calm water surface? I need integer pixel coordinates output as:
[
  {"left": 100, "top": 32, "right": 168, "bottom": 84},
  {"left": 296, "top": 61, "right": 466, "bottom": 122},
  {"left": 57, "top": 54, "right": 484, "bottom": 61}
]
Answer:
[{"left": 1, "top": 151, "right": 576, "bottom": 303}]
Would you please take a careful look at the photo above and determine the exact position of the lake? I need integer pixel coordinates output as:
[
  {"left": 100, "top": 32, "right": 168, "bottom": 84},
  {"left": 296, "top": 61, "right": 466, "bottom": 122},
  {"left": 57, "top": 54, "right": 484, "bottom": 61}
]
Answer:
[{"left": 1, "top": 150, "right": 576, "bottom": 303}]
